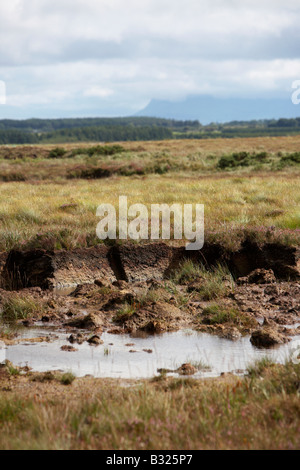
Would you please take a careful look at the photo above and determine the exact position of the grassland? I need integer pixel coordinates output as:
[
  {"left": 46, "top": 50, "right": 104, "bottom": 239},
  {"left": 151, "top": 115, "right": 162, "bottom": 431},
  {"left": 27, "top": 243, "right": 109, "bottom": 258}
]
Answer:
[
  {"left": 0, "top": 135, "right": 299, "bottom": 451},
  {"left": 0, "top": 136, "right": 299, "bottom": 252},
  {"left": 0, "top": 359, "right": 299, "bottom": 450}
]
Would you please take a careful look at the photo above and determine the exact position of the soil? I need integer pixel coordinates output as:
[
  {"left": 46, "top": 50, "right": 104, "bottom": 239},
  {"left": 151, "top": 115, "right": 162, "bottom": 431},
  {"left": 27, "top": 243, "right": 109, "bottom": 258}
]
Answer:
[{"left": 0, "top": 242, "right": 299, "bottom": 348}]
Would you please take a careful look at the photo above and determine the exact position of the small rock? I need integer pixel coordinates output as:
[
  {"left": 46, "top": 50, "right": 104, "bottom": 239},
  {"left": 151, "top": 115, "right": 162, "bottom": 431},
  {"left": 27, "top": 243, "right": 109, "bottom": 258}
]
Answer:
[
  {"left": 60, "top": 345, "right": 78, "bottom": 352},
  {"left": 94, "top": 278, "right": 110, "bottom": 288},
  {"left": 262, "top": 317, "right": 277, "bottom": 327},
  {"left": 104, "top": 290, "right": 136, "bottom": 308},
  {"left": 221, "top": 327, "right": 242, "bottom": 341},
  {"left": 107, "top": 327, "right": 123, "bottom": 334},
  {"left": 68, "top": 333, "right": 85, "bottom": 344},
  {"left": 66, "top": 310, "right": 76, "bottom": 317},
  {"left": 176, "top": 363, "right": 197, "bottom": 376},
  {"left": 112, "top": 280, "right": 128, "bottom": 289},
  {"left": 87, "top": 335, "right": 103, "bottom": 346},
  {"left": 248, "top": 269, "right": 276, "bottom": 285},
  {"left": 250, "top": 327, "right": 289, "bottom": 348},
  {"left": 66, "top": 313, "right": 103, "bottom": 330},
  {"left": 264, "top": 285, "right": 280, "bottom": 296},
  {"left": 21, "top": 319, "right": 34, "bottom": 327}
]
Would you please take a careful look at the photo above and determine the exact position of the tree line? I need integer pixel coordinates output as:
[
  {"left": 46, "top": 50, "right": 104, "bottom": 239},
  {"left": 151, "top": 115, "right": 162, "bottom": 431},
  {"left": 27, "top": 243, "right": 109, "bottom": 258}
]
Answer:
[{"left": 0, "top": 116, "right": 299, "bottom": 144}]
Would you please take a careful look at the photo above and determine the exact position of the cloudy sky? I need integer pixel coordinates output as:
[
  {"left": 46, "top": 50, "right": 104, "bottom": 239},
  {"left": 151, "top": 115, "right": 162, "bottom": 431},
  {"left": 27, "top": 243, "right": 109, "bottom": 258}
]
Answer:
[{"left": 0, "top": 0, "right": 300, "bottom": 118}]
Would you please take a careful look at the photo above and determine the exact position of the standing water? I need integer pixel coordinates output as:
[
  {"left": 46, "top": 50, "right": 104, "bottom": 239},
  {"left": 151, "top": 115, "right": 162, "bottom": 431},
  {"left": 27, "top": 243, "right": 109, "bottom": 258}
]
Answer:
[{"left": 1, "top": 327, "right": 299, "bottom": 379}]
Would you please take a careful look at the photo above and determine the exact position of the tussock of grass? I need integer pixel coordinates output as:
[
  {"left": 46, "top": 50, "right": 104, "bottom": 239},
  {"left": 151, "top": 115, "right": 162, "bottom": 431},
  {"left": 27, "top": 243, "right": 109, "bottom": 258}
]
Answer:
[
  {"left": 0, "top": 399, "right": 26, "bottom": 423},
  {"left": 31, "top": 372, "right": 56, "bottom": 383},
  {"left": 0, "top": 361, "right": 299, "bottom": 449},
  {"left": 163, "top": 377, "right": 199, "bottom": 390},
  {"left": 189, "top": 360, "right": 212, "bottom": 372},
  {"left": 172, "top": 259, "right": 203, "bottom": 284},
  {"left": 199, "top": 303, "right": 256, "bottom": 328},
  {"left": 5, "top": 362, "right": 20, "bottom": 377},
  {"left": 59, "top": 372, "right": 76, "bottom": 386},
  {"left": 137, "top": 289, "right": 162, "bottom": 306},
  {"left": 0, "top": 295, "right": 42, "bottom": 322},
  {"left": 0, "top": 171, "right": 299, "bottom": 252},
  {"left": 112, "top": 303, "right": 137, "bottom": 323},
  {"left": 172, "top": 260, "right": 233, "bottom": 300},
  {"left": 31, "top": 371, "right": 76, "bottom": 386},
  {"left": 246, "top": 357, "right": 276, "bottom": 379}
]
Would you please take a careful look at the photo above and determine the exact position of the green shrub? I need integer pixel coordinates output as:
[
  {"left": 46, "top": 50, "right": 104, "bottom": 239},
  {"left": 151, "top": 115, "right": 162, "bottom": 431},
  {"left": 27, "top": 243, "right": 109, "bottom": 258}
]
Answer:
[
  {"left": 217, "top": 151, "right": 269, "bottom": 169},
  {"left": 1, "top": 172, "right": 27, "bottom": 182},
  {"left": 200, "top": 303, "right": 255, "bottom": 328},
  {"left": 279, "top": 152, "right": 300, "bottom": 166},
  {"left": 70, "top": 145, "right": 125, "bottom": 157},
  {"left": 246, "top": 357, "right": 276, "bottom": 378},
  {"left": 59, "top": 372, "right": 76, "bottom": 385},
  {"left": 172, "top": 259, "right": 203, "bottom": 284},
  {"left": 48, "top": 147, "right": 67, "bottom": 158},
  {"left": 113, "top": 302, "right": 136, "bottom": 323},
  {"left": 67, "top": 166, "right": 113, "bottom": 179}
]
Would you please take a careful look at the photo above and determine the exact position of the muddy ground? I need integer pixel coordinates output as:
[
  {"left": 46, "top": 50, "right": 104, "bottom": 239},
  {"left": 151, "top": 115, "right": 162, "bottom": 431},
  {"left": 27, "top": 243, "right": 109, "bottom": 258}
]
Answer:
[{"left": 0, "top": 241, "right": 299, "bottom": 350}]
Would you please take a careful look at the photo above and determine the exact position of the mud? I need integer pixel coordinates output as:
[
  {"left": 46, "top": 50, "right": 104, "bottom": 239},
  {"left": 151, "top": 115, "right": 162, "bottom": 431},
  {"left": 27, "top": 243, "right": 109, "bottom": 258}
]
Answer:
[
  {"left": 0, "top": 241, "right": 299, "bottom": 352},
  {"left": 1, "top": 246, "right": 116, "bottom": 290},
  {"left": 1, "top": 240, "right": 299, "bottom": 291}
]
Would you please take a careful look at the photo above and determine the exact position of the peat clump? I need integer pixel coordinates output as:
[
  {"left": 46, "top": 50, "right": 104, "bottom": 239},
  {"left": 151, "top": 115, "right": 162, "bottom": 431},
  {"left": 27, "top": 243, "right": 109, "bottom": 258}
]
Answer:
[{"left": 0, "top": 240, "right": 298, "bottom": 291}]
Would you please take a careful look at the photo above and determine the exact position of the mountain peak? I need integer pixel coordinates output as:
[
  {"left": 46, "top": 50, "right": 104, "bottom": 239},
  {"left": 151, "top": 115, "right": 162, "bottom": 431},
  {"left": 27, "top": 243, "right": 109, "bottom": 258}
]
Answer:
[{"left": 135, "top": 95, "right": 299, "bottom": 124}]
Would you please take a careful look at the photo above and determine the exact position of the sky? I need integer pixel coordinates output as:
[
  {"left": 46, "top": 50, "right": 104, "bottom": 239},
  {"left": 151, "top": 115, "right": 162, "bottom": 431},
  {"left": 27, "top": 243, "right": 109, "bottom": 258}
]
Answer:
[{"left": 0, "top": 0, "right": 300, "bottom": 119}]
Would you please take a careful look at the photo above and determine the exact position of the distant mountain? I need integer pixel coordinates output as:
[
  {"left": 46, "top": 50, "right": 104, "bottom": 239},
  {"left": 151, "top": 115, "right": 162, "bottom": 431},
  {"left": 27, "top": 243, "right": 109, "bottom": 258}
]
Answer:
[{"left": 135, "top": 95, "right": 300, "bottom": 124}]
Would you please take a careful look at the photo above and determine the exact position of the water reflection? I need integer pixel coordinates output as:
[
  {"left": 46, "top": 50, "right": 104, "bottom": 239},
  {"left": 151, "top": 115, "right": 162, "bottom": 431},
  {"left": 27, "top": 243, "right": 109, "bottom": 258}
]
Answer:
[{"left": 1, "top": 328, "right": 299, "bottom": 379}]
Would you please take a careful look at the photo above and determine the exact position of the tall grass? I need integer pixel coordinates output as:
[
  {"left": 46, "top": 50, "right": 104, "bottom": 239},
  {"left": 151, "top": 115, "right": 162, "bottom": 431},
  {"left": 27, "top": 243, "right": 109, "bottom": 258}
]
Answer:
[
  {"left": 199, "top": 303, "right": 256, "bottom": 328},
  {"left": 172, "top": 260, "right": 233, "bottom": 300},
  {"left": 0, "top": 361, "right": 299, "bottom": 449},
  {"left": 0, "top": 137, "right": 299, "bottom": 252},
  {"left": 0, "top": 295, "right": 42, "bottom": 322}
]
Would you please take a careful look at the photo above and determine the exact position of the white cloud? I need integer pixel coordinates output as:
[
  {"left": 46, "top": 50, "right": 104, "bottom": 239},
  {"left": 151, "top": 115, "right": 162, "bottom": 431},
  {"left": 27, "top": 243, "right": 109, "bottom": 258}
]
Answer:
[
  {"left": 83, "top": 87, "right": 114, "bottom": 98},
  {"left": 0, "top": 81, "right": 6, "bottom": 105},
  {"left": 0, "top": 0, "right": 299, "bottom": 117}
]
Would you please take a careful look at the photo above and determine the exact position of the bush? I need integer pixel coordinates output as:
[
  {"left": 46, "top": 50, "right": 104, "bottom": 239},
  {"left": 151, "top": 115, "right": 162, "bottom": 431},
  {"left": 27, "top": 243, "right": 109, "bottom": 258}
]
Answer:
[
  {"left": 59, "top": 372, "right": 76, "bottom": 386},
  {"left": 70, "top": 145, "right": 125, "bottom": 157},
  {"left": 280, "top": 152, "right": 300, "bottom": 166},
  {"left": 1, "top": 172, "right": 27, "bottom": 182},
  {"left": 217, "top": 151, "right": 269, "bottom": 169},
  {"left": 67, "top": 166, "right": 113, "bottom": 179},
  {"left": 48, "top": 147, "right": 67, "bottom": 158}
]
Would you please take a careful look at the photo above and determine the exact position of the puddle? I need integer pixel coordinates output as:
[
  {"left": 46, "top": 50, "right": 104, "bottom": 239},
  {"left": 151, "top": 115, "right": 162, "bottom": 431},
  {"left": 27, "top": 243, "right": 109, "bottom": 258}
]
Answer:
[
  {"left": 282, "top": 322, "right": 300, "bottom": 329},
  {"left": 1, "top": 327, "right": 300, "bottom": 379},
  {"left": 52, "top": 286, "right": 77, "bottom": 296},
  {"left": 0, "top": 341, "right": 5, "bottom": 363}
]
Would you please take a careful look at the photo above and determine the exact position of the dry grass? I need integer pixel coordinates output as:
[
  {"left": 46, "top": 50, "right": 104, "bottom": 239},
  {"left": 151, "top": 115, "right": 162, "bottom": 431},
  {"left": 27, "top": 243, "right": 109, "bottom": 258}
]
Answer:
[
  {"left": 0, "top": 173, "right": 298, "bottom": 251},
  {"left": 0, "top": 360, "right": 299, "bottom": 450},
  {"left": 3, "top": 134, "right": 300, "bottom": 156},
  {"left": 0, "top": 137, "right": 299, "bottom": 450},
  {"left": 0, "top": 136, "right": 299, "bottom": 251},
  {"left": 1, "top": 138, "right": 300, "bottom": 181}
]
